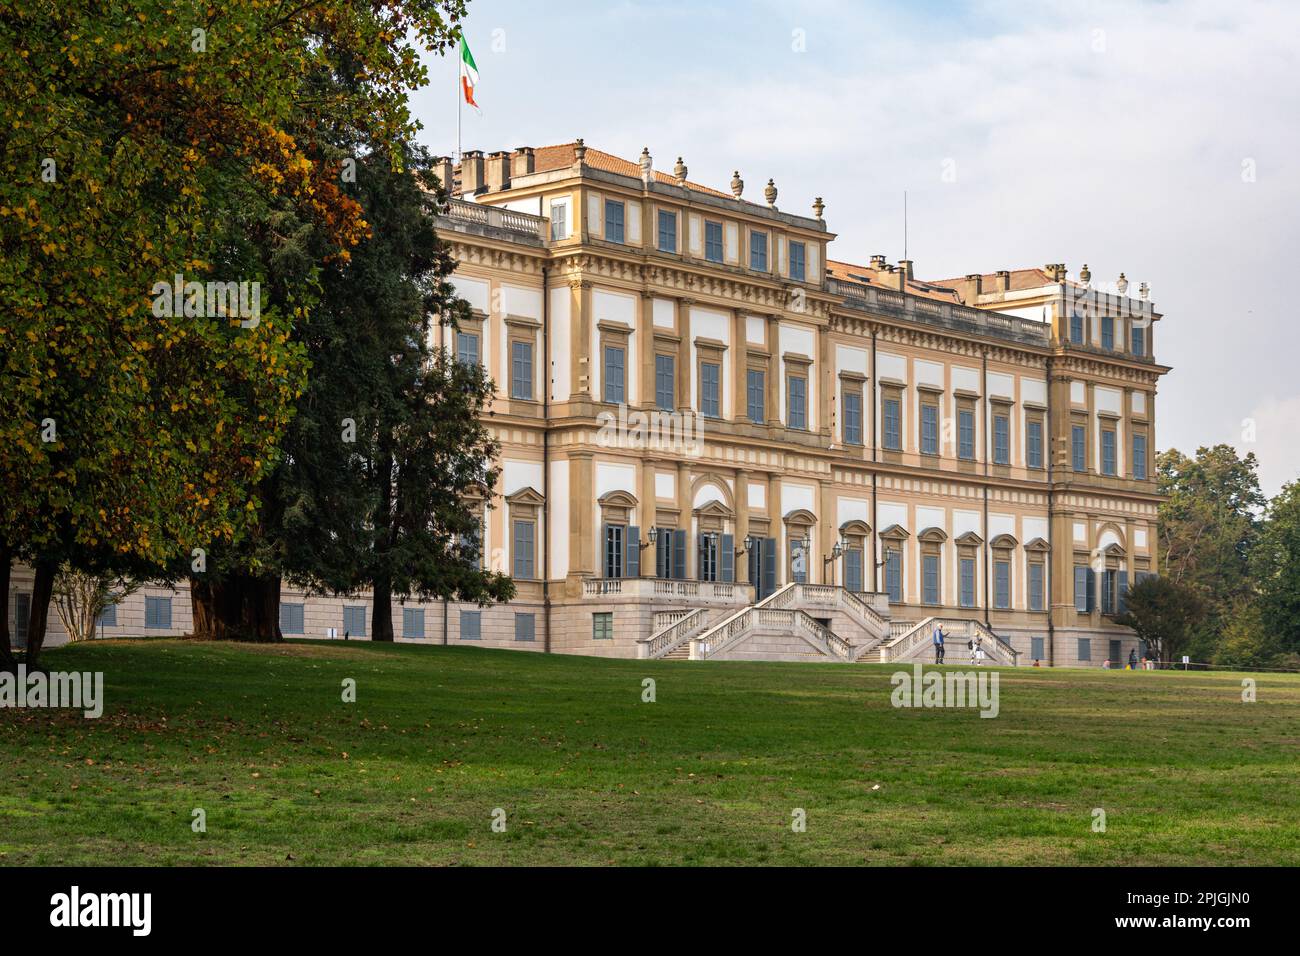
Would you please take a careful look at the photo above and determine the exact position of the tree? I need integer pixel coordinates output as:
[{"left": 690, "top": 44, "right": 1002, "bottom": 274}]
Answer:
[
  {"left": 1156, "top": 445, "right": 1266, "bottom": 660},
  {"left": 1, "top": 1, "right": 470, "bottom": 663},
  {"left": 52, "top": 567, "right": 140, "bottom": 644},
  {"left": 1115, "top": 575, "right": 1203, "bottom": 665},
  {"left": 1252, "top": 480, "right": 1300, "bottom": 656},
  {"left": 1214, "top": 601, "right": 1281, "bottom": 670}
]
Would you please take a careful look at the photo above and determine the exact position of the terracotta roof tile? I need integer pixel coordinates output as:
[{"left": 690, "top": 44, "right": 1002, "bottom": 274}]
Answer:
[{"left": 826, "top": 259, "right": 963, "bottom": 304}]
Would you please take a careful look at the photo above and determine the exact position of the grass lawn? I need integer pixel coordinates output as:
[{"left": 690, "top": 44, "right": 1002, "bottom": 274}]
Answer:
[{"left": 1, "top": 638, "right": 1298, "bottom": 866}]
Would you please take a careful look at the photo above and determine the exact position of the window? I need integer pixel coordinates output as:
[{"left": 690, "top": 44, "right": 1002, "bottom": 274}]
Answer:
[
  {"left": 922, "top": 554, "right": 940, "bottom": 605},
  {"left": 749, "top": 230, "right": 768, "bottom": 271},
  {"left": 843, "top": 390, "right": 863, "bottom": 445},
  {"left": 1073, "top": 565, "right": 1090, "bottom": 612},
  {"left": 657, "top": 209, "right": 676, "bottom": 253},
  {"left": 1101, "top": 428, "right": 1117, "bottom": 476},
  {"left": 700, "top": 362, "right": 720, "bottom": 418},
  {"left": 993, "top": 413, "right": 1010, "bottom": 465},
  {"left": 603, "top": 346, "right": 625, "bottom": 404},
  {"left": 883, "top": 397, "right": 901, "bottom": 450},
  {"left": 958, "top": 409, "right": 975, "bottom": 460},
  {"left": 1070, "top": 313, "right": 1084, "bottom": 344},
  {"left": 960, "top": 557, "right": 977, "bottom": 608},
  {"left": 1027, "top": 420, "right": 1043, "bottom": 469},
  {"left": 512, "top": 519, "right": 535, "bottom": 579},
  {"left": 343, "top": 604, "right": 366, "bottom": 637},
  {"left": 456, "top": 331, "right": 479, "bottom": 366},
  {"left": 145, "top": 595, "right": 172, "bottom": 630},
  {"left": 604, "top": 524, "right": 625, "bottom": 578},
  {"left": 549, "top": 200, "right": 568, "bottom": 240},
  {"left": 789, "top": 241, "right": 806, "bottom": 282},
  {"left": 698, "top": 533, "right": 719, "bottom": 583},
  {"left": 604, "top": 199, "right": 625, "bottom": 244},
  {"left": 14, "top": 593, "right": 29, "bottom": 646},
  {"left": 844, "top": 548, "right": 863, "bottom": 592},
  {"left": 655, "top": 354, "right": 675, "bottom": 411},
  {"left": 1029, "top": 563, "right": 1045, "bottom": 612},
  {"left": 1133, "top": 434, "right": 1148, "bottom": 480},
  {"left": 1077, "top": 638, "right": 1092, "bottom": 662},
  {"left": 704, "top": 220, "right": 723, "bottom": 263},
  {"left": 746, "top": 369, "right": 765, "bottom": 423},
  {"left": 884, "top": 549, "right": 903, "bottom": 603},
  {"left": 1101, "top": 569, "right": 1116, "bottom": 614},
  {"left": 460, "top": 610, "right": 481, "bottom": 641},
  {"left": 655, "top": 527, "right": 681, "bottom": 579},
  {"left": 1131, "top": 325, "right": 1145, "bottom": 356},
  {"left": 1072, "top": 425, "right": 1086, "bottom": 472},
  {"left": 788, "top": 375, "right": 807, "bottom": 430},
  {"left": 593, "top": 612, "right": 614, "bottom": 641},
  {"left": 510, "top": 340, "right": 533, "bottom": 400},
  {"left": 403, "top": 608, "right": 425, "bottom": 639},
  {"left": 279, "top": 602, "right": 305, "bottom": 635},
  {"left": 790, "top": 536, "right": 808, "bottom": 585},
  {"left": 515, "top": 612, "right": 536, "bottom": 642},
  {"left": 1031, "top": 636, "right": 1045, "bottom": 660},
  {"left": 994, "top": 560, "right": 1011, "bottom": 609},
  {"left": 920, "top": 403, "right": 938, "bottom": 455},
  {"left": 97, "top": 602, "right": 118, "bottom": 628},
  {"left": 1101, "top": 316, "right": 1115, "bottom": 350}
]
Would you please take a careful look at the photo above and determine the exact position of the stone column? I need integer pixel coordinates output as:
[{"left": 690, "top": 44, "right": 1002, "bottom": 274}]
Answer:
[
  {"left": 568, "top": 452, "right": 595, "bottom": 582},
  {"left": 677, "top": 459, "right": 694, "bottom": 580},
  {"left": 639, "top": 292, "right": 656, "bottom": 409},
  {"left": 735, "top": 467, "right": 750, "bottom": 584},
  {"left": 731, "top": 308, "right": 748, "bottom": 422},
  {"left": 571, "top": 280, "right": 593, "bottom": 400},
  {"left": 676, "top": 297, "right": 693, "bottom": 411},
  {"left": 766, "top": 314, "right": 781, "bottom": 425},
  {"left": 819, "top": 481, "right": 835, "bottom": 586},
  {"left": 768, "top": 471, "right": 782, "bottom": 584}
]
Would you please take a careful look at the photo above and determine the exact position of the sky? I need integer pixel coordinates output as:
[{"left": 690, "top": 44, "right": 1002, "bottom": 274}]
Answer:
[{"left": 410, "top": 0, "right": 1300, "bottom": 498}]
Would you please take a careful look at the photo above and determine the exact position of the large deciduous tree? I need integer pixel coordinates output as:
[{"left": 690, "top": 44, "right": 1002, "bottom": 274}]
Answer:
[
  {"left": 1155, "top": 445, "right": 1266, "bottom": 660},
  {"left": 1251, "top": 481, "right": 1300, "bottom": 660},
  {"left": 0, "top": 1, "right": 469, "bottom": 664}
]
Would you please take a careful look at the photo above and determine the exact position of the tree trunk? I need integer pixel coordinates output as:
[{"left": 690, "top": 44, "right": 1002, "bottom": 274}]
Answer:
[
  {"left": 22, "top": 557, "right": 58, "bottom": 670},
  {"left": 189, "top": 573, "right": 282, "bottom": 642},
  {"left": 0, "top": 542, "right": 14, "bottom": 673},
  {"left": 372, "top": 575, "right": 394, "bottom": 642}
]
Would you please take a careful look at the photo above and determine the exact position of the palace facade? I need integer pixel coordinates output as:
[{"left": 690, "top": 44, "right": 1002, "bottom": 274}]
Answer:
[{"left": 11, "top": 141, "right": 1169, "bottom": 666}]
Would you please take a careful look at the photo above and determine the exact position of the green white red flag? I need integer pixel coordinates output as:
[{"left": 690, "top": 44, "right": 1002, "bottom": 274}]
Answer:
[{"left": 460, "top": 37, "right": 480, "bottom": 113}]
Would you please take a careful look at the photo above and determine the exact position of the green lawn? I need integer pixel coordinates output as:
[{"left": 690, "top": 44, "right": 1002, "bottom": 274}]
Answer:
[{"left": 2, "top": 638, "right": 1297, "bottom": 866}]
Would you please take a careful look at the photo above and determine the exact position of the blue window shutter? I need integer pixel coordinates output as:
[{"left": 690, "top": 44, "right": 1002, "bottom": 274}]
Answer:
[
  {"left": 762, "top": 539, "right": 778, "bottom": 596},
  {"left": 1117, "top": 570, "right": 1129, "bottom": 614},
  {"left": 626, "top": 526, "right": 640, "bottom": 578},
  {"left": 721, "top": 534, "right": 734, "bottom": 583},
  {"left": 1087, "top": 570, "right": 1097, "bottom": 613},
  {"left": 673, "top": 529, "right": 687, "bottom": 580},
  {"left": 845, "top": 549, "right": 862, "bottom": 592}
]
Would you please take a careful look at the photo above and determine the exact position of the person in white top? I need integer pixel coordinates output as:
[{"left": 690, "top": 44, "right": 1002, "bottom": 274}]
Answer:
[{"left": 973, "top": 634, "right": 985, "bottom": 665}]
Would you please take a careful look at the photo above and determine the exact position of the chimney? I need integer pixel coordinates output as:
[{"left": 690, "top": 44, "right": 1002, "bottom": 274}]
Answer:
[
  {"left": 486, "top": 151, "right": 511, "bottom": 191},
  {"left": 869, "top": 254, "right": 887, "bottom": 270},
  {"left": 460, "top": 150, "right": 485, "bottom": 194},
  {"left": 882, "top": 264, "right": 905, "bottom": 292},
  {"left": 432, "top": 156, "right": 455, "bottom": 196},
  {"left": 995, "top": 270, "right": 1011, "bottom": 293},
  {"left": 898, "top": 259, "right": 914, "bottom": 282},
  {"left": 511, "top": 146, "right": 535, "bottom": 178},
  {"left": 959, "top": 273, "right": 984, "bottom": 303}
]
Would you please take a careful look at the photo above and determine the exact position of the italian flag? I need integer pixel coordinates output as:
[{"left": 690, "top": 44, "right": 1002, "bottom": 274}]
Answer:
[{"left": 460, "top": 37, "right": 480, "bottom": 112}]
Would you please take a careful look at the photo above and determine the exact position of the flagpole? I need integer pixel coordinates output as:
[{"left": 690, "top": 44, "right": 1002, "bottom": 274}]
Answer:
[{"left": 456, "top": 56, "right": 461, "bottom": 165}]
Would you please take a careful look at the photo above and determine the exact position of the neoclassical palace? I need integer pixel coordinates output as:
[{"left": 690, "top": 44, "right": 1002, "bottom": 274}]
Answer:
[{"left": 12, "top": 141, "right": 1168, "bottom": 666}]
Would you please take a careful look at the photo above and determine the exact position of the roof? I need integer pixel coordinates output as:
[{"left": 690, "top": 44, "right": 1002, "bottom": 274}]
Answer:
[
  {"left": 529, "top": 142, "right": 736, "bottom": 200},
  {"left": 826, "top": 259, "right": 963, "bottom": 304},
  {"left": 931, "top": 267, "right": 1073, "bottom": 294}
]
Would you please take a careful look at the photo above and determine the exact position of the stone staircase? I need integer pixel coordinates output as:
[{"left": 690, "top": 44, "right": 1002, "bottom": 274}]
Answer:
[
  {"left": 685, "top": 583, "right": 890, "bottom": 663},
  {"left": 875, "top": 617, "right": 1019, "bottom": 665}
]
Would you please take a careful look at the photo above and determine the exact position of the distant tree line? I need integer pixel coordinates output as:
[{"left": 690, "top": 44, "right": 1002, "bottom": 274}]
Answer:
[{"left": 1119, "top": 445, "right": 1300, "bottom": 669}]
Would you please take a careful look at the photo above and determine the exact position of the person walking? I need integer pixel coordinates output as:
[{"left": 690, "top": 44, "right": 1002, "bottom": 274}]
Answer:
[
  {"left": 933, "top": 626, "right": 945, "bottom": 664},
  {"left": 1128, "top": 648, "right": 1138, "bottom": 670},
  {"left": 973, "top": 634, "right": 985, "bottom": 666}
]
